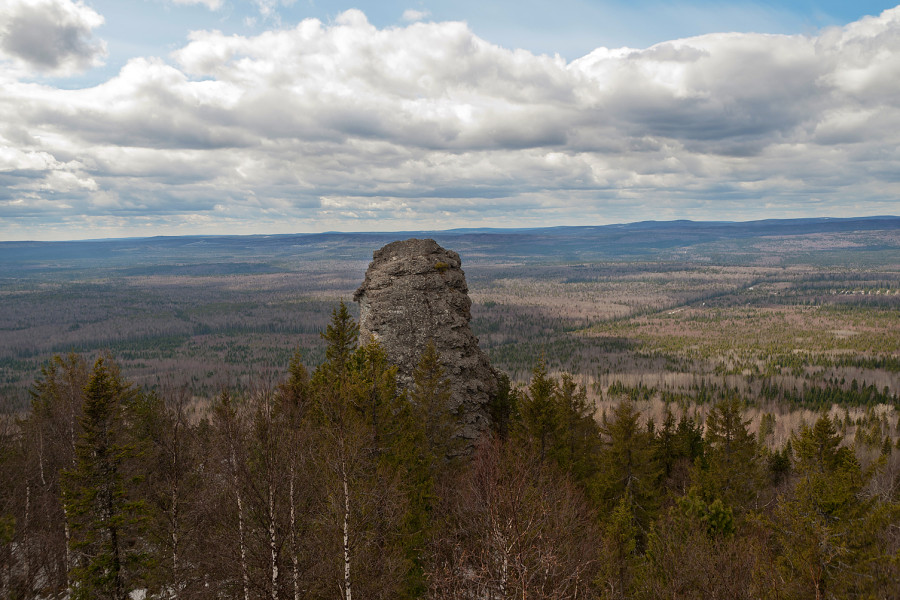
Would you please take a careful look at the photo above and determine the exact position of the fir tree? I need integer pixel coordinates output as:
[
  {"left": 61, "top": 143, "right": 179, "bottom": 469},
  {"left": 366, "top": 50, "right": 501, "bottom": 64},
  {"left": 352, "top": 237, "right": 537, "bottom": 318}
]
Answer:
[
  {"left": 486, "top": 371, "right": 516, "bottom": 441},
  {"left": 62, "top": 357, "right": 147, "bottom": 600},
  {"left": 594, "top": 399, "right": 659, "bottom": 538},
  {"left": 773, "top": 415, "right": 898, "bottom": 598},
  {"left": 409, "top": 340, "right": 456, "bottom": 461},
  {"left": 321, "top": 301, "right": 359, "bottom": 382},
  {"left": 518, "top": 359, "right": 558, "bottom": 461},
  {"left": 554, "top": 373, "right": 600, "bottom": 482},
  {"left": 697, "top": 396, "right": 761, "bottom": 513}
]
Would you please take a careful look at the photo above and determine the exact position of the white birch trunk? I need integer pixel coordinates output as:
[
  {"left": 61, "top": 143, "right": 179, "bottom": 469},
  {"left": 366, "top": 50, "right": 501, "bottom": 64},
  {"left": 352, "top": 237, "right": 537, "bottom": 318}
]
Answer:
[
  {"left": 230, "top": 443, "right": 250, "bottom": 600},
  {"left": 269, "top": 479, "right": 278, "bottom": 600},
  {"left": 38, "top": 433, "right": 46, "bottom": 487},
  {"left": 65, "top": 382, "right": 78, "bottom": 588},
  {"left": 341, "top": 441, "right": 352, "bottom": 600},
  {"left": 495, "top": 528, "right": 508, "bottom": 600},
  {"left": 290, "top": 466, "right": 299, "bottom": 600},
  {"left": 63, "top": 517, "right": 72, "bottom": 590},
  {"left": 170, "top": 484, "right": 179, "bottom": 600}
]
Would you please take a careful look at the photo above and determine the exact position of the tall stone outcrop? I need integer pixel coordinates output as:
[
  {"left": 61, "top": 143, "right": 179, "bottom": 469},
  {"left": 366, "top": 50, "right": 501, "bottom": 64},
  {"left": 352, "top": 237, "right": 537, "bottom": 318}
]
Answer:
[{"left": 353, "top": 239, "right": 497, "bottom": 444}]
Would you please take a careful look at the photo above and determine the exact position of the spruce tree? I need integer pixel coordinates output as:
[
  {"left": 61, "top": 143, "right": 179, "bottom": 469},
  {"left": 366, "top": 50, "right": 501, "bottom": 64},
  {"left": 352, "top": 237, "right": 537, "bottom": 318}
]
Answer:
[
  {"left": 518, "top": 359, "right": 559, "bottom": 461},
  {"left": 697, "top": 395, "right": 761, "bottom": 513},
  {"left": 409, "top": 341, "right": 456, "bottom": 461},
  {"left": 321, "top": 301, "right": 359, "bottom": 382},
  {"left": 773, "top": 414, "right": 898, "bottom": 598},
  {"left": 554, "top": 372, "right": 599, "bottom": 480},
  {"left": 62, "top": 357, "right": 147, "bottom": 600},
  {"left": 594, "top": 399, "right": 659, "bottom": 537}
]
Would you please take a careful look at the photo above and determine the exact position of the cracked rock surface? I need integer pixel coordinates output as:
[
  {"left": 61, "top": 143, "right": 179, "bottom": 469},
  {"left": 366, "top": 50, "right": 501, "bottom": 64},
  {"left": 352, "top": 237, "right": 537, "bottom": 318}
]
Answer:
[{"left": 353, "top": 238, "right": 497, "bottom": 444}]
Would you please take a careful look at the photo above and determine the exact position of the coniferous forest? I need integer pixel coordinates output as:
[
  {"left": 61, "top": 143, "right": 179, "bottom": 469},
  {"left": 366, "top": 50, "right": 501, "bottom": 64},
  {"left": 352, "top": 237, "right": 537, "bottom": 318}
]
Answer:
[
  {"left": 1, "top": 222, "right": 899, "bottom": 599},
  {"left": 1, "top": 299, "right": 898, "bottom": 600}
]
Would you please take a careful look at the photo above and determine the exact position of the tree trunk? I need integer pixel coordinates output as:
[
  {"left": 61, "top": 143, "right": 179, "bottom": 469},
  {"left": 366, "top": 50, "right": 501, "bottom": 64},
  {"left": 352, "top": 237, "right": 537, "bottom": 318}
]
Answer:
[
  {"left": 269, "top": 478, "right": 279, "bottom": 600},
  {"left": 230, "top": 443, "right": 250, "bottom": 600},
  {"left": 290, "top": 466, "right": 299, "bottom": 600},
  {"left": 341, "top": 440, "right": 352, "bottom": 600},
  {"left": 170, "top": 483, "right": 179, "bottom": 600}
]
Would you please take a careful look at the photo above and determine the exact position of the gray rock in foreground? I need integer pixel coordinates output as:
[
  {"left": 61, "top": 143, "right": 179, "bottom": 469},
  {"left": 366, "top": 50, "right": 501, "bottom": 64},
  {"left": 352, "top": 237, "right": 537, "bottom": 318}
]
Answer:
[{"left": 353, "top": 238, "right": 497, "bottom": 444}]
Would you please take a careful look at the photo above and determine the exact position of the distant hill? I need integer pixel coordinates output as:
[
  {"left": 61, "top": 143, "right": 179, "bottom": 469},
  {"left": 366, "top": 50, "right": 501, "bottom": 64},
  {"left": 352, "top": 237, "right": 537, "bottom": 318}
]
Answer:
[{"left": 1, "top": 216, "right": 898, "bottom": 277}]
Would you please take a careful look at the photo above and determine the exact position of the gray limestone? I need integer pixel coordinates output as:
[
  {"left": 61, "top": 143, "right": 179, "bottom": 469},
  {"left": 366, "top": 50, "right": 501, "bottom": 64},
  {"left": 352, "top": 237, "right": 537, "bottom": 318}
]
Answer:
[{"left": 353, "top": 239, "right": 498, "bottom": 443}]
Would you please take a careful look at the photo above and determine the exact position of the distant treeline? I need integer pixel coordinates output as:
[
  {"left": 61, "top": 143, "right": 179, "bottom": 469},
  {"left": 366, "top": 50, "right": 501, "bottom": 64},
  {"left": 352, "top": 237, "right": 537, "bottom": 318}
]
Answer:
[{"left": 604, "top": 377, "right": 900, "bottom": 410}]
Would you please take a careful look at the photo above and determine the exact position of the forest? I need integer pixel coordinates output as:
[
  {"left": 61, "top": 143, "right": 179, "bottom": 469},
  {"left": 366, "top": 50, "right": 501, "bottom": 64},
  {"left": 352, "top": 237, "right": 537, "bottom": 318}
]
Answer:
[
  {"left": 1, "top": 219, "right": 899, "bottom": 598},
  {"left": 1, "top": 302, "right": 899, "bottom": 599}
]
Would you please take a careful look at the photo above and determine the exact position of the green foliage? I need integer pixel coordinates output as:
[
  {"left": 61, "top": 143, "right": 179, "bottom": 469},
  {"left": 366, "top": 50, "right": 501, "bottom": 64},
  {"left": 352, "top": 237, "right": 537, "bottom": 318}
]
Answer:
[
  {"left": 62, "top": 357, "right": 148, "bottom": 600},
  {"left": 321, "top": 300, "right": 359, "bottom": 379},
  {"left": 765, "top": 445, "right": 791, "bottom": 485},
  {"left": 593, "top": 399, "right": 660, "bottom": 536},
  {"left": 486, "top": 371, "right": 516, "bottom": 440},
  {"left": 598, "top": 493, "right": 640, "bottom": 599},
  {"left": 6, "top": 296, "right": 900, "bottom": 600},
  {"left": 279, "top": 347, "right": 311, "bottom": 415},
  {"left": 696, "top": 395, "right": 762, "bottom": 514},
  {"left": 771, "top": 415, "right": 898, "bottom": 598},
  {"left": 314, "top": 305, "right": 430, "bottom": 599},
  {"left": 518, "top": 358, "right": 559, "bottom": 461},
  {"left": 654, "top": 407, "right": 705, "bottom": 495},
  {"left": 0, "top": 514, "right": 13, "bottom": 545},
  {"left": 514, "top": 362, "right": 600, "bottom": 483},
  {"left": 409, "top": 341, "right": 457, "bottom": 460},
  {"left": 677, "top": 489, "right": 735, "bottom": 537}
]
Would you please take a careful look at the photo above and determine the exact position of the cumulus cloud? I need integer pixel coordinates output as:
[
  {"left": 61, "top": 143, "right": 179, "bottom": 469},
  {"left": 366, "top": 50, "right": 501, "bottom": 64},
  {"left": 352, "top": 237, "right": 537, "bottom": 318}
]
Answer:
[
  {"left": 0, "top": 0, "right": 106, "bottom": 76},
  {"left": 2, "top": 6, "right": 900, "bottom": 239}
]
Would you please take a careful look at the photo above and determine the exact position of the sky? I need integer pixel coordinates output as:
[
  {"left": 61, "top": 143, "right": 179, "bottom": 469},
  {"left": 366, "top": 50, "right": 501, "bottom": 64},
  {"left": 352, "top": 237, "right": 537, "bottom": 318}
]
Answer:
[{"left": 1, "top": 1, "right": 899, "bottom": 241}]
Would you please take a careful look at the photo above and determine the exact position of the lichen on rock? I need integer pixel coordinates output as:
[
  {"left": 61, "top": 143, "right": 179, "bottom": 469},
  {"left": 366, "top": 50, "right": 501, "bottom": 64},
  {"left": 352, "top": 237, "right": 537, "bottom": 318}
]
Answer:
[{"left": 353, "top": 238, "right": 498, "bottom": 445}]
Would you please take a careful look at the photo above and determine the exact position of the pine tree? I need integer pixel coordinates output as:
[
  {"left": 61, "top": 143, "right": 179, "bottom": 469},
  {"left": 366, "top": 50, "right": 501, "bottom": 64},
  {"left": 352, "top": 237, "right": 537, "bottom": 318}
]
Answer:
[
  {"left": 487, "top": 372, "right": 516, "bottom": 441},
  {"left": 554, "top": 373, "right": 600, "bottom": 482},
  {"left": 697, "top": 395, "right": 761, "bottom": 513},
  {"left": 62, "top": 357, "right": 147, "bottom": 600},
  {"left": 599, "top": 493, "right": 640, "bottom": 599},
  {"left": 772, "top": 415, "right": 899, "bottom": 598},
  {"left": 518, "top": 359, "right": 559, "bottom": 461},
  {"left": 130, "top": 384, "right": 207, "bottom": 599},
  {"left": 0, "top": 417, "right": 20, "bottom": 598},
  {"left": 322, "top": 301, "right": 359, "bottom": 381},
  {"left": 409, "top": 341, "right": 456, "bottom": 461},
  {"left": 594, "top": 399, "right": 659, "bottom": 537}
]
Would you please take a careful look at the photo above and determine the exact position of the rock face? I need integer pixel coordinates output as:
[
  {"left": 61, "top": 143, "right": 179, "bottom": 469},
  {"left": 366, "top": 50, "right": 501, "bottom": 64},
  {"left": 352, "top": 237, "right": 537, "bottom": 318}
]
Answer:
[{"left": 353, "top": 239, "right": 497, "bottom": 444}]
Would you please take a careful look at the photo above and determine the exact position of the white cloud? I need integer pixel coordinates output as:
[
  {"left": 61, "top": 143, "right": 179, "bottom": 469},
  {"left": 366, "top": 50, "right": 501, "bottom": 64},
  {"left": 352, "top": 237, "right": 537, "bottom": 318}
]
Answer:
[
  {"left": 171, "top": 0, "right": 224, "bottom": 10},
  {"left": 251, "top": 0, "right": 296, "bottom": 20},
  {"left": 2, "top": 7, "right": 900, "bottom": 239},
  {"left": 0, "top": 0, "right": 106, "bottom": 76},
  {"left": 402, "top": 9, "right": 430, "bottom": 23}
]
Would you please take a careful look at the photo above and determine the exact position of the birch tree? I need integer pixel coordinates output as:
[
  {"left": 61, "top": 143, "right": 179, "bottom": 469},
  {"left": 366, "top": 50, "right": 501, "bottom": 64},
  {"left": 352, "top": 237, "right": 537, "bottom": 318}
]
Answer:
[
  {"left": 132, "top": 384, "right": 206, "bottom": 598},
  {"left": 15, "top": 353, "right": 89, "bottom": 594},
  {"left": 427, "top": 439, "right": 602, "bottom": 599}
]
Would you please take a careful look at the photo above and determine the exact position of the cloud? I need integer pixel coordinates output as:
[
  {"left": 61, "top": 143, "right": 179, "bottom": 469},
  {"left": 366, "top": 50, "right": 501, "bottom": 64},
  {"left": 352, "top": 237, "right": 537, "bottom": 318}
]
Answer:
[
  {"left": 0, "top": 0, "right": 106, "bottom": 76},
  {"left": 251, "top": 0, "right": 297, "bottom": 20},
  {"left": 2, "top": 7, "right": 900, "bottom": 239},
  {"left": 402, "top": 9, "right": 430, "bottom": 23},
  {"left": 171, "top": 0, "right": 224, "bottom": 10}
]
